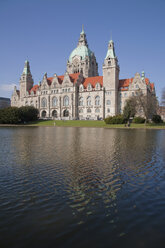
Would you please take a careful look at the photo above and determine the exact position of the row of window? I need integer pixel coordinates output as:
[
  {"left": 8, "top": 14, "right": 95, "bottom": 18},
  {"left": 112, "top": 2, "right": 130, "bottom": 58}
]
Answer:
[
  {"left": 119, "top": 89, "right": 139, "bottom": 97},
  {"left": 41, "top": 96, "right": 111, "bottom": 108},
  {"left": 79, "top": 96, "right": 111, "bottom": 106},
  {"left": 41, "top": 96, "right": 69, "bottom": 108},
  {"left": 79, "top": 108, "right": 110, "bottom": 113},
  {"left": 80, "top": 83, "right": 101, "bottom": 91}
]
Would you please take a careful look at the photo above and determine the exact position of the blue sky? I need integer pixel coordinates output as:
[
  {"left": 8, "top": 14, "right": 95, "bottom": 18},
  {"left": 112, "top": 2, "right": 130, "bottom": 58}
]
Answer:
[{"left": 0, "top": 0, "right": 164, "bottom": 102}]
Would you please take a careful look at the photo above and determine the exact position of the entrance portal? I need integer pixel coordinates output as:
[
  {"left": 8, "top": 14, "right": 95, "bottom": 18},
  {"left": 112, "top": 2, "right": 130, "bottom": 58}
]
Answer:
[
  {"left": 63, "top": 109, "right": 69, "bottom": 117},
  {"left": 52, "top": 110, "right": 57, "bottom": 118},
  {"left": 41, "top": 110, "right": 46, "bottom": 118}
]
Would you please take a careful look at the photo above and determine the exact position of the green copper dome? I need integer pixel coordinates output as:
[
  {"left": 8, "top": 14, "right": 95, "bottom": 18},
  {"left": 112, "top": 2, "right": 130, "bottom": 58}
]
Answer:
[{"left": 69, "top": 45, "right": 93, "bottom": 62}]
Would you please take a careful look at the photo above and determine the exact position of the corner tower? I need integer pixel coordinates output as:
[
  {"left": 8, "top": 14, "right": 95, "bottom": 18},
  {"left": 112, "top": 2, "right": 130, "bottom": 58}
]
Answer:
[
  {"left": 20, "top": 60, "right": 33, "bottom": 98},
  {"left": 103, "top": 40, "right": 120, "bottom": 116},
  {"left": 67, "top": 26, "right": 98, "bottom": 78}
]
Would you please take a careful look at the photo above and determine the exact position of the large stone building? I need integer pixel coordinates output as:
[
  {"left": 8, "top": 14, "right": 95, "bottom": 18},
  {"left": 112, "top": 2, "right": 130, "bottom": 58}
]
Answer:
[{"left": 11, "top": 27, "right": 155, "bottom": 120}]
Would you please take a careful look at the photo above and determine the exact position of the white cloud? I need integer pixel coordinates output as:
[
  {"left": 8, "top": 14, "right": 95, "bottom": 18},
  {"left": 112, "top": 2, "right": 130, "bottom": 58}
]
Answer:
[
  {"left": 0, "top": 83, "right": 19, "bottom": 98},
  {"left": 0, "top": 83, "right": 18, "bottom": 92}
]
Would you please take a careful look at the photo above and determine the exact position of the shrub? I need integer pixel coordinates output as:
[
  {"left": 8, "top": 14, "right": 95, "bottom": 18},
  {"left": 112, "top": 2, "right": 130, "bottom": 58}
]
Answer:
[
  {"left": 133, "top": 116, "right": 145, "bottom": 124},
  {"left": 19, "top": 106, "right": 39, "bottom": 123},
  {"left": 0, "top": 106, "right": 39, "bottom": 124},
  {"left": 0, "top": 107, "right": 20, "bottom": 124},
  {"left": 104, "top": 115, "right": 125, "bottom": 124},
  {"left": 152, "top": 114, "right": 163, "bottom": 123}
]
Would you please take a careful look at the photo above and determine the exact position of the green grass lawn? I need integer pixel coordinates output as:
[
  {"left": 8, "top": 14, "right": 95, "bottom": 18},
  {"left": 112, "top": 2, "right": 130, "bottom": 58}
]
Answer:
[{"left": 26, "top": 120, "right": 165, "bottom": 129}]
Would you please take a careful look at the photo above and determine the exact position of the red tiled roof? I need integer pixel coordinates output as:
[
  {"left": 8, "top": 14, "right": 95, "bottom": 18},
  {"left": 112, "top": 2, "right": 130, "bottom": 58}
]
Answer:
[
  {"left": 30, "top": 85, "right": 39, "bottom": 94},
  {"left": 47, "top": 73, "right": 80, "bottom": 85},
  {"left": 150, "top": 83, "right": 154, "bottom": 91},
  {"left": 119, "top": 77, "right": 155, "bottom": 92},
  {"left": 29, "top": 73, "right": 155, "bottom": 94},
  {"left": 119, "top": 78, "right": 133, "bottom": 88},
  {"left": 83, "top": 76, "right": 103, "bottom": 88},
  {"left": 47, "top": 77, "right": 53, "bottom": 85}
]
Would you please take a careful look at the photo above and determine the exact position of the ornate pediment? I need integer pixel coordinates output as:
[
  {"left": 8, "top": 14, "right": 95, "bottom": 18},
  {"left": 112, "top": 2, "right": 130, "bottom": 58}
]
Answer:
[
  {"left": 129, "top": 73, "right": 146, "bottom": 90},
  {"left": 63, "top": 72, "right": 73, "bottom": 87},
  {"left": 41, "top": 73, "right": 49, "bottom": 90},
  {"left": 51, "top": 74, "right": 60, "bottom": 89}
]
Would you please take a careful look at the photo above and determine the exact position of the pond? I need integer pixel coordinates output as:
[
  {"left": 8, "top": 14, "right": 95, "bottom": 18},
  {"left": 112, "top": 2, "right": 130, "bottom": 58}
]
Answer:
[{"left": 0, "top": 127, "right": 165, "bottom": 248}]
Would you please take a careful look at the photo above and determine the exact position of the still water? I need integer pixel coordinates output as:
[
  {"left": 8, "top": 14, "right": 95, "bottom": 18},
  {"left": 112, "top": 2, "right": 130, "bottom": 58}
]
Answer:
[{"left": 0, "top": 127, "right": 165, "bottom": 248}]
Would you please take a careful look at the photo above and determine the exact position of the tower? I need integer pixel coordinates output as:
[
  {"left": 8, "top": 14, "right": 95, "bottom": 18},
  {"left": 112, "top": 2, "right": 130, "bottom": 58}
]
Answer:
[
  {"left": 103, "top": 40, "right": 120, "bottom": 116},
  {"left": 20, "top": 60, "right": 33, "bottom": 98},
  {"left": 67, "top": 26, "right": 98, "bottom": 77}
]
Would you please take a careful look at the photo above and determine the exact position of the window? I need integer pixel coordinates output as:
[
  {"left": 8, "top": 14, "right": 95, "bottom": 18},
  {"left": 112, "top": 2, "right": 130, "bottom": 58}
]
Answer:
[
  {"left": 95, "top": 96, "right": 100, "bottom": 105},
  {"left": 42, "top": 110, "right": 46, "bottom": 118},
  {"left": 106, "top": 100, "right": 111, "bottom": 105},
  {"left": 63, "top": 96, "right": 69, "bottom": 106},
  {"left": 87, "top": 83, "right": 92, "bottom": 91},
  {"left": 124, "top": 93, "right": 127, "bottom": 97},
  {"left": 87, "top": 96, "right": 91, "bottom": 106},
  {"left": 52, "top": 110, "right": 57, "bottom": 118},
  {"left": 132, "top": 92, "right": 134, "bottom": 96},
  {"left": 79, "top": 84, "right": 84, "bottom": 91},
  {"left": 41, "top": 97, "right": 47, "bottom": 107},
  {"left": 68, "top": 88, "right": 70, "bottom": 92},
  {"left": 79, "top": 108, "right": 83, "bottom": 113},
  {"left": 95, "top": 83, "right": 100, "bottom": 90},
  {"left": 87, "top": 108, "right": 91, "bottom": 113},
  {"left": 63, "top": 109, "right": 69, "bottom": 117},
  {"left": 79, "top": 97, "right": 83, "bottom": 106},
  {"left": 136, "top": 84, "right": 139, "bottom": 89},
  {"left": 107, "top": 108, "right": 110, "bottom": 113},
  {"left": 52, "top": 97, "right": 58, "bottom": 107},
  {"left": 95, "top": 108, "right": 100, "bottom": 113}
]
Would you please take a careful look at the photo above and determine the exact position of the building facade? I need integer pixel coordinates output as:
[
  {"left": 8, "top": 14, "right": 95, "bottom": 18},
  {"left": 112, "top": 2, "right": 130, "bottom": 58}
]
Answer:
[
  {"left": 0, "top": 97, "right": 10, "bottom": 109},
  {"left": 11, "top": 27, "right": 155, "bottom": 120}
]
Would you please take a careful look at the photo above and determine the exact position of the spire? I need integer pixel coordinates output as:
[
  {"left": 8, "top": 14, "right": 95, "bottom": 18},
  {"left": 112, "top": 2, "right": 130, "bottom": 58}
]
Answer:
[
  {"left": 81, "top": 24, "right": 84, "bottom": 34},
  {"left": 105, "top": 40, "right": 116, "bottom": 59},
  {"left": 78, "top": 25, "right": 88, "bottom": 47},
  {"left": 23, "top": 60, "right": 31, "bottom": 75},
  {"left": 141, "top": 71, "right": 145, "bottom": 80}
]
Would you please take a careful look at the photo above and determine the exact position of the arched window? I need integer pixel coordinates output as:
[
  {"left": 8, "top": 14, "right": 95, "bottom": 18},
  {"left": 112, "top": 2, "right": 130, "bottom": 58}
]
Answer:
[
  {"left": 95, "top": 108, "right": 100, "bottom": 113},
  {"left": 79, "top": 108, "right": 83, "bottom": 113},
  {"left": 52, "top": 110, "right": 57, "bottom": 118},
  {"left": 136, "top": 84, "right": 139, "bottom": 89},
  {"left": 41, "top": 97, "right": 47, "bottom": 108},
  {"left": 63, "top": 96, "right": 69, "bottom": 106},
  {"left": 106, "top": 100, "right": 111, "bottom": 105},
  {"left": 41, "top": 110, "right": 46, "bottom": 118},
  {"left": 52, "top": 97, "right": 58, "bottom": 107},
  {"left": 95, "top": 83, "right": 100, "bottom": 90},
  {"left": 107, "top": 108, "right": 110, "bottom": 113},
  {"left": 87, "top": 83, "right": 92, "bottom": 91},
  {"left": 79, "top": 97, "right": 83, "bottom": 106},
  {"left": 95, "top": 96, "right": 100, "bottom": 105},
  {"left": 63, "top": 109, "right": 69, "bottom": 117},
  {"left": 87, "top": 108, "right": 91, "bottom": 113},
  {"left": 79, "top": 84, "right": 84, "bottom": 91},
  {"left": 87, "top": 96, "right": 91, "bottom": 106}
]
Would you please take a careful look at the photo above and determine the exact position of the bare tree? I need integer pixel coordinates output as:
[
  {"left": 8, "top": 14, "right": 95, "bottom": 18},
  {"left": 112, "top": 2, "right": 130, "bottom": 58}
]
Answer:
[
  {"left": 123, "top": 97, "right": 137, "bottom": 121},
  {"left": 135, "top": 90, "right": 158, "bottom": 122}
]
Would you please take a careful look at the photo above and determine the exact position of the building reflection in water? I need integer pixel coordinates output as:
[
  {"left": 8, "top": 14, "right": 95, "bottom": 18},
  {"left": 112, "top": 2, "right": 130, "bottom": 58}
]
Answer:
[{"left": 6, "top": 127, "right": 163, "bottom": 220}]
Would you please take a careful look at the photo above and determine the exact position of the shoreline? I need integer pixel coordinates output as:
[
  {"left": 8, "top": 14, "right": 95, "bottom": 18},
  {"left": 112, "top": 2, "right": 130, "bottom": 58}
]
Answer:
[{"left": 0, "top": 124, "right": 165, "bottom": 130}]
